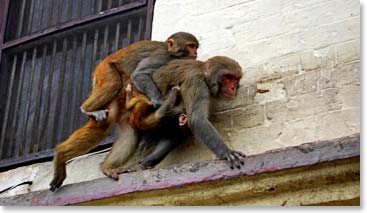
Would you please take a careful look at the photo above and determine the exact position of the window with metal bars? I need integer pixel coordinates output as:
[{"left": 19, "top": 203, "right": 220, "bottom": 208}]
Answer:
[{"left": 0, "top": 0, "right": 155, "bottom": 171}]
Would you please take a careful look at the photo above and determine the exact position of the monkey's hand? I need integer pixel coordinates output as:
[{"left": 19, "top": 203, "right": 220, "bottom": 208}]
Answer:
[
  {"left": 80, "top": 107, "right": 108, "bottom": 121},
  {"left": 126, "top": 83, "right": 134, "bottom": 101},
  {"left": 221, "top": 150, "right": 246, "bottom": 169},
  {"left": 50, "top": 168, "right": 66, "bottom": 192},
  {"left": 151, "top": 98, "right": 162, "bottom": 109}
]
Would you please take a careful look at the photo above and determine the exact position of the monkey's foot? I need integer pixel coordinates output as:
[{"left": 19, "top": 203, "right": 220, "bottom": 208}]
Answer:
[
  {"left": 137, "top": 139, "right": 150, "bottom": 155},
  {"left": 139, "top": 158, "right": 159, "bottom": 170},
  {"left": 80, "top": 107, "right": 109, "bottom": 121},
  {"left": 101, "top": 166, "right": 120, "bottom": 181},
  {"left": 50, "top": 169, "right": 66, "bottom": 192},
  {"left": 116, "top": 167, "right": 138, "bottom": 174},
  {"left": 222, "top": 150, "right": 246, "bottom": 169},
  {"left": 101, "top": 166, "right": 137, "bottom": 181}
]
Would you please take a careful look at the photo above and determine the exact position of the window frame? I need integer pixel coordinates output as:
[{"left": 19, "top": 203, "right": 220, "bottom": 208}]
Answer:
[{"left": 0, "top": 0, "right": 155, "bottom": 171}]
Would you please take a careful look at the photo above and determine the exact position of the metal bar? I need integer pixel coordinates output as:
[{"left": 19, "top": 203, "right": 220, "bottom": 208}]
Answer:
[
  {"left": 26, "top": 0, "right": 35, "bottom": 34},
  {"left": 16, "top": 0, "right": 27, "bottom": 37},
  {"left": 0, "top": 55, "right": 18, "bottom": 159},
  {"left": 63, "top": 37, "right": 77, "bottom": 137},
  {"left": 102, "top": 26, "right": 109, "bottom": 57},
  {"left": 1, "top": 1, "right": 147, "bottom": 50},
  {"left": 51, "top": 38, "right": 68, "bottom": 147},
  {"left": 86, "top": 0, "right": 92, "bottom": 15},
  {"left": 0, "top": 148, "right": 55, "bottom": 172},
  {"left": 41, "top": 40, "right": 57, "bottom": 150},
  {"left": 47, "top": 0, "right": 55, "bottom": 27},
  {"left": 0, "top": 133, "right": 117, "bottom": 171},
  {"left": 92, "top": 29, "right": 99, "bottom": 65},
  {"left": 137, "top": 16, "right": 143, "bottom": 40},
  {"left": 56, "top": 0, "right": 63, "bottom": 24},
  {"left": 89, "top": 29, "right": 99, "bottom": 96},
  {"left": 114, "top": 22, "right": 120, "bottom": 51},
  {"left": 67, "top": 0, "right": 73, "bottom": 20},
  {"left": 74, "top": 32, "right": 87, "bottom": 127},
  {"left": 144, "top": 0, "right": 154, "bottom": 40},
  {"left": 126, "top": 19, "right": 132, "bottom": 45},
  {"left": 32, "top": 45, "right": 47, "bottom": 152},
  {"left": 77, "top": 0, "right": 83, "bottom": 18},
  {"left": 8, "top": 53, "right": 28, "bottom": 157},
  {"left": 96, "top": 0, "right": 103, "bottom": 13},
  {"left": 22, "top": 47, "right": 37, "bottom": 155},
  {"left": 37, "top": 0, "right": 45, "bottom": 31},
  {"left": 13, "top": 52, "right": 27, "bottom": 156},
  {"left": 0, "top": 0, "right": 10, "bottom": 64},
  {"left": 107, "top": 0, "right": 113, "bottom": 9}
]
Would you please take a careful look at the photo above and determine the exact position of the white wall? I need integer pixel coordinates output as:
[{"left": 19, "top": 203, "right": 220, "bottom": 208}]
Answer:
[
  {"left": 152, "top": 0, "right": 360, "bottom": 83},
  {"left": 151, "top": 0, "right": 360, "bottom": 156}
]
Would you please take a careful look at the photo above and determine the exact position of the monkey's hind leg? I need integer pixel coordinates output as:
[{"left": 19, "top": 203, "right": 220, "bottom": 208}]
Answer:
[
  {"left": 50, "top": 120, "right": 114, "bottom": 191},
  {"left": 50, "top": 99, "right": 119, "bottom": 191},
  {"left": 100, "top": 115, "right": 138, "bottom": 180},
  {"left": 81, "top": 63, "right": 122, "bottom": 120}
]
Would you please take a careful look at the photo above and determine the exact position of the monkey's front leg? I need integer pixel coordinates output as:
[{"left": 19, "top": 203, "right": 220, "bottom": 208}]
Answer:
[
  {"left": 100, "top": 116, "right": 138, "bottom": 180},
  {"left": 139, "top": 138, "right": 177, "bottom": 169}
]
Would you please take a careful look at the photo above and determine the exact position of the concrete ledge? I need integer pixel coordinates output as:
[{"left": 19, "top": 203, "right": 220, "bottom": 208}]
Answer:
[{"left": 0, "top": 133, "right": 359, "bottom": 206}]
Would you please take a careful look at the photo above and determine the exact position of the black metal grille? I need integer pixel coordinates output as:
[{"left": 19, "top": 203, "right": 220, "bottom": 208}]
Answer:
[
  {"left": 5, "top": 0, "right": 144, "bottom": 41},
  {"left": 0, "top": 0, "right": 154, "bottom": 171}
]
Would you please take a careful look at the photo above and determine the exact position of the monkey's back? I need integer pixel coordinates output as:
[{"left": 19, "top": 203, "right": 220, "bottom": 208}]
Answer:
[
  {"left": 94, "top": 40, "right": 168, "bottom": 75},
  {"left": 152, "top": 59, "right": 205, "bottom": 95}
]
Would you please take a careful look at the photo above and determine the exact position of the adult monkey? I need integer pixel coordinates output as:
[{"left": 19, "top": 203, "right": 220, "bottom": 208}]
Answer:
[
  {"left": 49, "top": 32, "right": 199, "bottom": 191},
  {"left": 109, "top": 56, "right": 245, "bottom": 175},
  {"left": 81, "top": 31, "right": 199, "bottom": 120}
]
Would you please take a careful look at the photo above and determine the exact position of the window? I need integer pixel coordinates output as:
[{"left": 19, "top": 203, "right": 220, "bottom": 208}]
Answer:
[{"left": 0, "top": 0, "right": 155, "bottom": 171}]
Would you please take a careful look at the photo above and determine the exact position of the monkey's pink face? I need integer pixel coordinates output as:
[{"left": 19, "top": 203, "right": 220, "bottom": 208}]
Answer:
[
  {"left": 221, "top": 73, "right": 241, "bottom": 98},
  {"left": 185, "top": 43, "right": 198, "bottom": 59}
]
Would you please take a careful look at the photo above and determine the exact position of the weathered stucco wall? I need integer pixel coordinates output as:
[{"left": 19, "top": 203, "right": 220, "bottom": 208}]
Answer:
[
  {"left": 0, "top": 0, "right": 360, "bottom": 201},
  {"left": 151, "top": 0, "right": 360, "bottom": 165}
]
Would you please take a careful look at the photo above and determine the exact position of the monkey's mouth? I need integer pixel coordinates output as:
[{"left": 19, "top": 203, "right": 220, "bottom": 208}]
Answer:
[
  {"left": 183, "top": 56, "right": 197, "bottom": 60},
  {"left": 220, "top": 92, "right": 236, "bottom": 99}
]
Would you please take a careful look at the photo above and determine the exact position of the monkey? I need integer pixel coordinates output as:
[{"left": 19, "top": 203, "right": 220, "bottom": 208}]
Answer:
[
  {"left": 49, "top": 32, "right": 199, "bottom": 191},
  {"left": 124, "top": 83, "right": 190, "bottom": 171},
  {"left": 81, "top": 32, "right": 199, "bottom": 120},
  {"left": 108, "top": 56, "right": 245, "bottom": 175}
]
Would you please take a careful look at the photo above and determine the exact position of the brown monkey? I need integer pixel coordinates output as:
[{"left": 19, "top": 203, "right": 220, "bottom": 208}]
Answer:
[
  {"left": 125, "top": 83, "right": 189, "bottom": 170},
  {"left": 81, "top": 32, "right": 199, "bottom": 120},
  {"left": 114, "top": 56, "right": 245, "bottom": 173},
  {"left": 155, "top": 56, "right": 245, "bottom": 168},
  {"left": 50, "top": 32, "right": 199, "bottom": 191}
]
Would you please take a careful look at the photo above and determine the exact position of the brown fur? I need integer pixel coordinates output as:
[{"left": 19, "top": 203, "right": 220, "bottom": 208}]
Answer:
[
  {"left": 50, "top": 32, "right": 199, "bottom": 191},
  {"left": 121, "top": 56, "right": 245, "bottom": 170}
]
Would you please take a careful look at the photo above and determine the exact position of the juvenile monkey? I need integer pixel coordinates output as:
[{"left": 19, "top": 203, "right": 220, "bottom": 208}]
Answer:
[
  {"left": 115, "top": 56, "right": 245, "bottom": 173},
  {"left": 50, "top": 32, "right": 199, "bottom": 191},
  {"left": 125, "top": 83, "right": 189, "bottom": 170}
]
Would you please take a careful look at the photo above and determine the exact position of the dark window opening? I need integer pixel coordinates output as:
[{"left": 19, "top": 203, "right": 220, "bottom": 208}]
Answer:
[{"left": 0, "top": 0, "right": 155, "bottom": 171}]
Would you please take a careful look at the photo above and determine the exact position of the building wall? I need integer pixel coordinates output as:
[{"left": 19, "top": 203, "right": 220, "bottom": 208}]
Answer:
[
  {"left": 0, "top": 0, "right": 360, "bottom": 199},
  {"left": 151, "top": 0, "right": 360, "bottom": 167}
]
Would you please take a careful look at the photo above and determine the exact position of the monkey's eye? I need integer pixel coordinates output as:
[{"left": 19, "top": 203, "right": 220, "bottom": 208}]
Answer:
[
  {"left": 224, "top": 74, "right": 234, "bottom": 80},
  {"left": 187, "top": 43, "right": 197, "bottom": 49}
]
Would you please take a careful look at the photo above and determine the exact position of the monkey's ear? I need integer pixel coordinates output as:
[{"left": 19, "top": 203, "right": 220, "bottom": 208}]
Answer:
[
  {"left": 167, "top": 39, "right": 176, "bottom": 53},
  {"left": 204, "top": 61, "right": 212, "bottom": 76}
]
